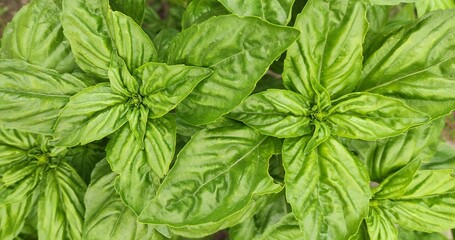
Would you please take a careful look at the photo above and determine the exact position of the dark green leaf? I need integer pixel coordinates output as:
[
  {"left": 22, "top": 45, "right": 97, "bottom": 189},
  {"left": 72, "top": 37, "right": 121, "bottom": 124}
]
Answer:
[
  {"left": 282, "top": 136, "right": 370, "bottom": 240},
  {"left": 358, "top": 10, "right": 455, "bottom": 118},
  {"left": 153, "top": 28, "right": 179, "bottom": 62},
  {"left": 346, "top": 119, "right": 444, "bottom": 181},
  {"left": 134, "top": 62, "right": 212, "bottom": 118},
  {"left": 423, "top": 141, "right": 455, "bottom": 172},
  {"left": 37, "top": 162, "right": 86, "bottom": 240},
  {"left": 62, "top": 0, "right": 112, "bottom": 78},
  {"left": 0, "top": 165, "right": 42, "bottom": 205},
  {"left": 65, "top": 143, "right": 105, "bottom": 184},
  {"left": 53, "top": 83, "right": 129, "bottom": 147},
  {"left": 107, "top": 115, "right": 175, "bottom": 213},
  {"left": 139, "top": 125, "right": 281, "bottom": 226},
  {"left": 0, "top": 60, "right": 94, "bottom": 135},
  {"left": 0, "top": 128, "right": 37, "bottom": 168},
  {"left": 258, "top": 213, "right": 304, "bottom": 240},
  {"left": 106, "top": 10, "right": 157, "bottom": 71},
  {"left": 181, "top": 0, "right": 228, "bottom": 29},
  {"left": 328, "top": 92, "right": 429, "bottom": 140},
  {"left": 83, "top": 160, "right": 156, "bottom": 240},
  {"left": 229, "top": 89, "right": 312, "bottom": 138},
  {"left": 416, "top": 0, "right": 455, "bottom": 16},
  {"left": 109, "top": 0, "right": 146, "bottom": 24},
  {"left": 283, "top": 0, "right": 367, "bottom": 100},
  {"left": 168, "top": 15, "right": 300, "bottom": 125},
  {"left": 218, "top": 0, "right": 295, "bottom": 25},
  {"left": 398, "top": 227, "right": 448, "bottom": 240},
  {"left": 1, "top": 0, "right": 77, "bottom": 73},
  {"left": 367, "top": 0, "right": 418, "bottom": 5}
]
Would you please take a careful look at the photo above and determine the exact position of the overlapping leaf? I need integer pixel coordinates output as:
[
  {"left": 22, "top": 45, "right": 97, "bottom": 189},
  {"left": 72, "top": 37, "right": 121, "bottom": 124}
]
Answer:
[
  {"left": 168, "top": 15, "right": 300, "bottom": 125},
  {"left": 109, "top": 0, "right": 146, "bottom": 24},
  {"left": 181, "top": 0, "right": 228, "bottom": 29}
]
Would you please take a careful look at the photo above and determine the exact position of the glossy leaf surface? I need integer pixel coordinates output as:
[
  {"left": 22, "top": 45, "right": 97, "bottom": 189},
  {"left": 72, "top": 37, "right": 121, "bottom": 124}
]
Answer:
[
  {"left": 1, "top": 0, "right": 77, "bottom": 73},
  {"left": 283, "top": 0, "right": 367, "bottom": 100},
  {"left": 0, "top": 199, "right": 32, "bottom": 240},
  {"left": 168, "top": 15, "right": 300, "bottom": 125},
  {"left": 365, "top": 207, "right": 397, "bottom": 240},
  {"left": 282, "top": 136, "right": 370, "bottom": 240},
  {"left": 181, "top": 0, "right": 228, "bottom": 29},
  {"left": 109, "top": 0, "right": 146, "bottom": 24},
  {"left": 139, "top": 125, "right": 281, "bottom": 226},
  {"left": 328, "top": 93, "right": 429, "bottom": 140},
  {"left": 218, "top": 0, "right": 295, "bottom": 25},
  {"left": 229, "top": 89, "right": 312, "bottom": 138}
]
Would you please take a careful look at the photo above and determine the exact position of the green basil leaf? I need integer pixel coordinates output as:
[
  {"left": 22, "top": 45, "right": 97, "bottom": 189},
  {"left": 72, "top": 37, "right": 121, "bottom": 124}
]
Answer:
[
  {"left": 134, "top": 62, "right": 212, "bottom": 118},
  {"left": 366, "top": 0, "right": 418, "bottom": 5},
  {"left": 83, "top": 160, "right": 156, "bottom": 240},
  {"left": 303, "top": 121, "right": 331, "bottom": 154},
  {"left": 37, "top": 162, "right": 86, "bottom": 240},
  {"left": 328, "top": 92, "right": 429, "bottom": 140},
  {"left": 65, "top": 143, "right": 105, "bottom": 184},
  {"left": 218, "top": 0, "right": 295, "bottom": 25},
  {"left": 109, "top": 0, "right": 146, "bottom": 24},
  {"left": 62, "top": 0, "right": 112, "bottom": 78},
  {"left": 372, "top": 160, "right": 421, "bottom": 199},
  {"left": 365, "top": 207, "right": 398, "bottom": 240},
  {"left": 108, "top": 52, "right": 140, "bottom": 96},
  {"left": 1, "top": 0, "right": 77, "bottom": 73},
  {"left": 181, "top": 0, "right": 228, "bottom": 29},
  {"left": 229, "top": 89, "right": 312, "bottom": 138},
  {"left": 283, "top": 0, "right": 367, "bottom": 100},
  {"left": 258, "top": 213, "right": 304, "bottom": 240},
  {"left": 168, "top": 15, "right": 300, "bottom": 125},
  {"left": 346, "top": 119, "right": 444, "bottom": 181},
  {"left": 0, "top": 60, "right": 94, "bottom": 135},
  {"left": 398, "top": 227, "right": 448, "bottom": 240},
  {"left": 423, "top": 141, "right": 455, "bottom": 172},
  {"left": 153, "top": 28, "right": 179, "bottom": 62},
  {"left": 0, "top": 165, "right": 42, "bottom": 205},
  {"left": 230, "top": 192, "right": 289, "bottom": 240},
  {"left": 126, "top": 105, "right": 149, "bottom": 147},
  {"left": 282, "top": 136, "right": 370, "bottom": 240},
  {"left": 401, "top": 169, "right": 455, "bottom": 198},
  {"left": 0, "top": 128, "right": 37, "bottom": 168},
  {"left": 384, "top": 192, "right": 455, "bottom": 232},
  {"left": 54, "top": 83, "right": 129, "bottom": 147},
  {"left": 0, "top": 198, "right": 33, "bottom": 240},
  {"left": 107, "top": 115, "right": 175, "bottom": 214},
  {"left": 416, "top": 0, "right": 455, "bottom": 16},
  {"left": 358, "top": 10, "right": 455, "bottom": 118},
  {"left": 106, "top": 10, "right": 157, "bottom": 71},
  {"left": 139, "top": 125, "right": 281, "bottom": 226}
]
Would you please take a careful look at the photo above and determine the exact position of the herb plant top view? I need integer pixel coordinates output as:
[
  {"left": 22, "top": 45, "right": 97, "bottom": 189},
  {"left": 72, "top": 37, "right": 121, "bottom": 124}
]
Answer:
[{"left": 1, "top": 0, "right": 455, "bottom": 239}]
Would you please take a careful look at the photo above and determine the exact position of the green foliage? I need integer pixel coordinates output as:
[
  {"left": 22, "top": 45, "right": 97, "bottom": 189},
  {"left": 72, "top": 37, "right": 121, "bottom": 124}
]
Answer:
[{"left": 1, "top": 0, "right": 455, "bottom": 239}]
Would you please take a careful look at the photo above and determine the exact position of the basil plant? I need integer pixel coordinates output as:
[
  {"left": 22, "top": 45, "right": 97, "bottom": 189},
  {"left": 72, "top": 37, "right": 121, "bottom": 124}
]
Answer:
[{"left": 1, "top": 0, "right": 455, "bottom": 239}]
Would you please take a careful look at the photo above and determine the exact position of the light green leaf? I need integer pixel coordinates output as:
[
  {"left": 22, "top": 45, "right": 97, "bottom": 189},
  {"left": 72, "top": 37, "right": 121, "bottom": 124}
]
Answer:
[
  {"left": 0, "top": 198, "right": 33, "bottom": 240},
  {"left": 83, "top": 160, "right": 156, "bottom": 240},
  {"left": 126, "top": 105, "right": 149, "bottom": 147},
  {"left": 303, "top": 121, "right": 331, "bottom": 154},
  {"left": 0, "top": 60, "right": 94, "bottom": 135},
  {"left": 1, "top": 0, "right": 77, "bottom": 73},
  {"left": 229, "top": 89, "right": 312, "bottom": 138},
  {"left": 345, "top": 119, "right": 444, "bottom": 181},
  {"left": 401, "top": 169, "right": 455, "bottom": 198},
  {"left": 365, "top": 207, "right": 398, "bottom": 240},
  {"left": 181, "top": 0, "right": 228, "bottom": 29},
  {"left": 358, "top": 9, "right": 455, "bottom": 118},
  {"left": 283, "top": 0, "right": 367, "bottom": 100},
  {"left": 416, "top": 0, "right": 455, "bottom": 16},
  {"left": 257, "top": 213, "right": 304, "bottom": 240},
  {"left": 108, "top": 53, "right": 139, "bottom": 96},
  {"left": 328, "top": 92, "right": 429, "bottom": 140},
  {"left": 38, "top": 162, "right": 86, "bottom": 240},
  {"left": 62, "top": 0, "right": 112, "bottom": 78},
  {"left": 423, "top": 141, "right": 455, "bottom": 172},
  {"left": 282, "top": 136, "right": 370, "bottom": 240},
  {"left": 385, "top": 192, "right": 455, "bottom": 232},
  {"left": 372, "top": 160, "right": 421, "bottom": 200},
  {"left": 230, "top": 192, "right": 289, "bottom": 240},
  {"left": 398, "top": 227, "right": 448, "bottom": 240},
  {"left": 139, "top": 125, "right": 281, "bottom": 226},
  {"left": 109, "top": 0, "right": 146, "bottom": 24},
  {"left": 65, "top": 143, "right": 105, "bottom": 184},
  {"left": 168, "top": 15, "right": 300, "bottom": 125},
  {"left": 53, "top": 83, "right": 129, "bottom": 147},
  {"left": 0, "top": 128, "right": 37, "bottom": 168},
  {"left": 134, "top": 62, "right": 212, "bottom": 118},
  {"left": 366, "top": 0, "right": 418, "bottom": 5},
  {"left": 106, "top": 10, "right": 157, "bottom": 71},
  {"left": 0, "top": 164, "right": 42, "bottom": 205},
  {"left": 107, "top": 115, "right": 175, "bottom": 213},
  {"left": 218, "top": 0, "right": 295, "bottom": 25}
]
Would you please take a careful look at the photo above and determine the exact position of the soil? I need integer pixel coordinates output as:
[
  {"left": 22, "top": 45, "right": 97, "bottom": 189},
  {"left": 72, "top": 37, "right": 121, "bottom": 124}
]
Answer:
[{"left": 0, "top": 0, "right": 29, "bottom": 37}]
